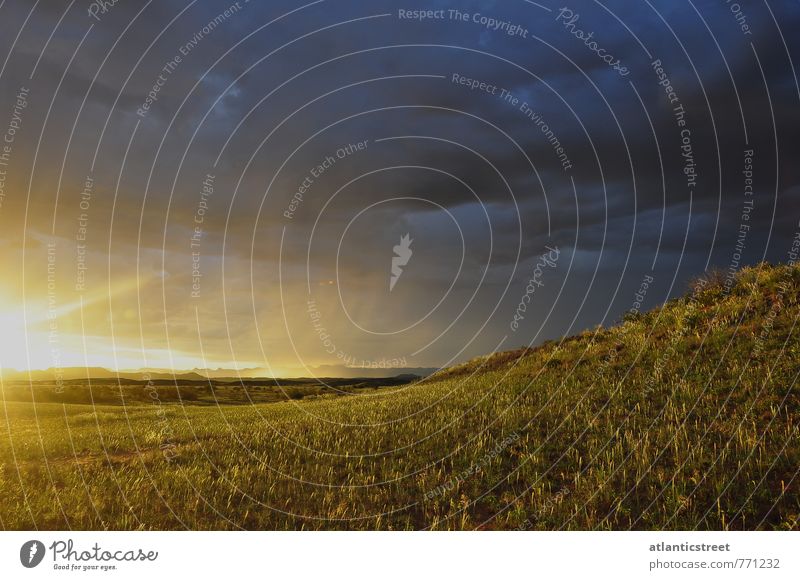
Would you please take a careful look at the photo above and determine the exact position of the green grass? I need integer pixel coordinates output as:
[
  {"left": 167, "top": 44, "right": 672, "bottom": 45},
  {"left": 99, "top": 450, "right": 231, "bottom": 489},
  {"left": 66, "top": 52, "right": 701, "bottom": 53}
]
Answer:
[
  {"left": 1, "top": 262, "right": 798, "bottom": 530},
  {"left": 0, "top": 375, "right": 415, "bottom": 406}
]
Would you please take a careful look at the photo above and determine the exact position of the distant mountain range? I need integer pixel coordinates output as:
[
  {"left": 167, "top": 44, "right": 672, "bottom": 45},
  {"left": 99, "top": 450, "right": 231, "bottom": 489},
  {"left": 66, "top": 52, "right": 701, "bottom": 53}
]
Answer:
[
  {"left": 1, "top": 364, "right": 439, "bottom": 382},
  {"left": 0, "top": 367, "right": 208, "bottom": 382}
]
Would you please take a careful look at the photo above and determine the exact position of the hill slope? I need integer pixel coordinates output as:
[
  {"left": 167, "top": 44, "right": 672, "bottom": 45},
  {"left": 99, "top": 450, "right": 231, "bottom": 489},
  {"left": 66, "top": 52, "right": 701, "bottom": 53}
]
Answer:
[{"left": 1, "top": 262, "right": 798, "bottom": 530}]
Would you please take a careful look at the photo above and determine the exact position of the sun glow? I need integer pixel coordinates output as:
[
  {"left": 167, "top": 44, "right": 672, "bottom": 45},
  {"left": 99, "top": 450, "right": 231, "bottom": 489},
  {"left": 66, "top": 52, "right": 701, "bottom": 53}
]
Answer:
[{"left": 0, "top": 275, "right": 199, "bottom": 373}]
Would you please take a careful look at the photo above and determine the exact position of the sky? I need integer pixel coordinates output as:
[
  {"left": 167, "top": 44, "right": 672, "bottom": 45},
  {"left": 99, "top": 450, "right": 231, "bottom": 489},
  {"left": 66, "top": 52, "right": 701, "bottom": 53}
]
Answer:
[{"left": 0, "top": 0, "right": 798, "bottom": 375}]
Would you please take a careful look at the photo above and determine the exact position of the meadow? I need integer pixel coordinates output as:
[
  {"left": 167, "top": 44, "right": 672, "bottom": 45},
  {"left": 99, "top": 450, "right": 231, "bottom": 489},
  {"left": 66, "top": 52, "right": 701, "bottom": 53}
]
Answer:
[{"left": 1, "top": 263, "right": 798, "bottom": 530}]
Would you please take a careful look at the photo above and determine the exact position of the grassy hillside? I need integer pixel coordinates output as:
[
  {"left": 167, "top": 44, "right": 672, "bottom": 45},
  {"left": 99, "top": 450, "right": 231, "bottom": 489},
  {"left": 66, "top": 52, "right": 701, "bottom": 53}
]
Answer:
[{"left": 1, "top": 262, "right": 798, "bottom": 530}]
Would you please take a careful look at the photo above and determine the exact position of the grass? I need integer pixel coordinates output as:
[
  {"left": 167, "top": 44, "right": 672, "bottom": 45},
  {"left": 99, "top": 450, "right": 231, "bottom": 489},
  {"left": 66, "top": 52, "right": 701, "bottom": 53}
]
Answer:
[
  {"left": 0, "top": 375, "right": 416, "bottom": 406},
  {"left": 1, "top": 262, "right": 798, "bottom": 530}
]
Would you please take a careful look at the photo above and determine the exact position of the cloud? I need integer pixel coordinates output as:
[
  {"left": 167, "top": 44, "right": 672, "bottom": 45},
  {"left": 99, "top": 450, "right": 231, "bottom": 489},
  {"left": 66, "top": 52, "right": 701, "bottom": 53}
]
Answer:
[{"left": 1, "top": 0, "right": 798, "bottom": 369}]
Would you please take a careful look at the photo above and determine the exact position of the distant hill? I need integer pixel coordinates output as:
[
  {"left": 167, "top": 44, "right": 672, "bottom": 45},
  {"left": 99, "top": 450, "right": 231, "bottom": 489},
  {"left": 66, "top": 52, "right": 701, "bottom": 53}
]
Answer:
[
  {"left": 302, "top": 365, "right": 438, "bottom": 379},
  {"left": 190, "top": 365, "right": 438, "bottom": 379},
  {"left": 1, "top": 365, "right": 437, "bottom": 382},
  {"left": 1, "top": 368, "right": 209, "bottom": 382}
]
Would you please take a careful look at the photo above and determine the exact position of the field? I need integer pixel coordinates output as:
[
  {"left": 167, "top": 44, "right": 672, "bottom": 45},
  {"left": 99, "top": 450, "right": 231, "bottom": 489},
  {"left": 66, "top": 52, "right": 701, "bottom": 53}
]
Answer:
[{"left": 1, "top": 263, "right": 798, "bottom": 530}]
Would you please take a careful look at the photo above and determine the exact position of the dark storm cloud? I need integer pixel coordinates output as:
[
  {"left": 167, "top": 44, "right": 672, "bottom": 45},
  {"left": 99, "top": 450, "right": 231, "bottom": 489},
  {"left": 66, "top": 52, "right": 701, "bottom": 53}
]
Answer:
[{"left": 1, "top": 0, "right": 798, "bottom": 368}]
